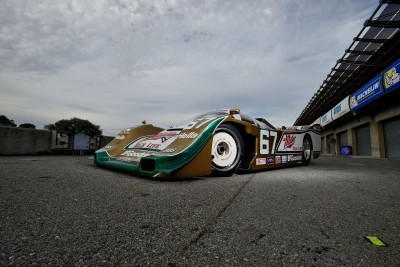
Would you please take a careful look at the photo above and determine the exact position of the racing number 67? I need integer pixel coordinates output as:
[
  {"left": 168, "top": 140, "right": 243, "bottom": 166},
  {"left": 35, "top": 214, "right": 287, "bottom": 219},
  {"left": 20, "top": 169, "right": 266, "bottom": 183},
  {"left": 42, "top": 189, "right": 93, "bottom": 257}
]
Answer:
[{"left": 259, "top": 130, "right": 277, "bottom": 155}]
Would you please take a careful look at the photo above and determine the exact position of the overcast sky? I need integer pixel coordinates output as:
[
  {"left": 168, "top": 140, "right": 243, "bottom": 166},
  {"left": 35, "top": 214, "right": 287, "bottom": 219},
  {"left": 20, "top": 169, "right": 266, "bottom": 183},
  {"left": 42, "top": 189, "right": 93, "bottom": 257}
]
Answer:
[{"left": 0, "top": 0, "right": 377, "bottom": 136}]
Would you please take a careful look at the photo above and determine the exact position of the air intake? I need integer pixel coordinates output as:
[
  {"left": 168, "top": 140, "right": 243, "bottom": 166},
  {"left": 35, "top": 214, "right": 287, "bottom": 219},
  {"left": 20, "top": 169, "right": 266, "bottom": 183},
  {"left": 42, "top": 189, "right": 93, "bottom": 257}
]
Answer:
[{"left": 140, "top": 158, "right": 156, "bottom": 171}]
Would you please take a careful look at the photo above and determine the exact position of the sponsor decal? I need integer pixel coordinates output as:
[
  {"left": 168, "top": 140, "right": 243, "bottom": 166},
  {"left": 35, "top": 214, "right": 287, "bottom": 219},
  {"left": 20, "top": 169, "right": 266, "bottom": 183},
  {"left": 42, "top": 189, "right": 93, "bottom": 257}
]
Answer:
[
  {"left": 332, "top": 96, "right": 350, "bottom": 121},
  {"left": 292, "top": 145, "right": 303, "bottom": 151},
  {"left": 146, "top": 132, "right": 178, "bottom": 142},
  {"left": 122, "top": 128, "right": 131, "bottom": 133},
  {"left": 356, "top": 81, "right": 379, "bottom": 102},
  {"left": 267, "top": 156, "right": 274, "bottom": 165},
  {"left": 321, "top": 110, "right": 333, "bottom": 126},
  {"left": 288, "top": 154, "right": 302, "bottom": 162},
  {"left": 275, "top": 156, "right": 281, "bottom": 164},
  {"left": 278, "top": 126, "right": 300, "bottom": 130},
  {"left": 127, "top": 131, "right": 180, "bottom": 151},
  {"left": 133, "top": 142, "right": 160, "bottom": 149},
  {"left": 350, "top": 96, "right": 357, "bottom": 109},
  {"left": 178, "top": 132, "right": 198, "bottom": 139},
  {"left": 115, "top": 135, "right": 125, "bottom": 140},
  {"left": 103, "top": 145, "right": 113, "bottom": 149},
  {"left": 162, "top": 148, "right": 177, "bottom": 153},
  {"left": 350, "top": 75, "right": 383, "bottom": 111},
  {"left": 282, "top": 155, "right": 287, "bottom": 163},
  {"left": 256, "top": 158, "right": 266, "bottom": 165},
  {"left": 385, "top": 67, "right": 400, "bottom": 89},
  {"left": 384, "top": 58, "right": 400, "bottom": 93},
  {"left": 120, "top": 157, "right": 133, "bottom": 162},
  {"left": 121, "top": 151, "right": 153, "bottom": 158},
  {"left": 283, "top": 135, "right": 296, "bottom": 149},
  {"left": 333, "top": 104, "right": 341, "bottom": 115}
]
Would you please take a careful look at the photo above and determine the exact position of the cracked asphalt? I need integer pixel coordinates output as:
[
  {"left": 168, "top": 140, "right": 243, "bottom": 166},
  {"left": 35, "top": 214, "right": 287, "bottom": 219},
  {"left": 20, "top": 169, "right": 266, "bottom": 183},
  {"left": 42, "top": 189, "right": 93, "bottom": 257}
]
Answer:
[{"left": 1, "top": 155, "right": 399, "bottom": 266}]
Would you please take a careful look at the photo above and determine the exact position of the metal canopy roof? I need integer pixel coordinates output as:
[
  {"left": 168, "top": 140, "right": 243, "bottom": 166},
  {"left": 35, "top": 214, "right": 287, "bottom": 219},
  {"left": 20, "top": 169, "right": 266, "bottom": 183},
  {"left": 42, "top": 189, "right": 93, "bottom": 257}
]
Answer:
[{"left": 294, "top": 0, "right": 400, "bottom": 126}]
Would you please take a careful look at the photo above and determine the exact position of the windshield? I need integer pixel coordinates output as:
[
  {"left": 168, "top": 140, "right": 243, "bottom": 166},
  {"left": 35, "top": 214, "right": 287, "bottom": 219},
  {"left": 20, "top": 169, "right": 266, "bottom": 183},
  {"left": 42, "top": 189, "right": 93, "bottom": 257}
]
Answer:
[
  {"left": 193, "top": 110, "right": 230, "bottom": 120},
  {"left": 170, "top": 110, "right": 229, "bottom": 129}
]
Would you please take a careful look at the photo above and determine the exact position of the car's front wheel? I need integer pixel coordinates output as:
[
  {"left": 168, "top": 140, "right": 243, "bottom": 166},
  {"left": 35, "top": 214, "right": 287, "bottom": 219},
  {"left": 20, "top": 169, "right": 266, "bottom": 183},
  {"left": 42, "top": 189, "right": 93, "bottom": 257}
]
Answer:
[
  {"left": 302, "top": 135, "right": 312, "bottom": 166},
  {"left": 211, "top": 124, "right": 244, "bottom": 176}
]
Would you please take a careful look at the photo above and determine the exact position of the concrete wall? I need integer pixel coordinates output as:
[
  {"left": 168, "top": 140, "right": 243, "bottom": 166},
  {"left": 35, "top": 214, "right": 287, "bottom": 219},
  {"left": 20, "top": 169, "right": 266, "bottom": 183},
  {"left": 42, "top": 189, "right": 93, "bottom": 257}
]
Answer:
[
  {"left": 321, "top": 105, "right": 400, "bottom": 157},
  {"left": 0, "top": 126, "right": 113, "bottom": 155},
  {"left": 0, "top": 126, "right": 55, "bottom": 155}
]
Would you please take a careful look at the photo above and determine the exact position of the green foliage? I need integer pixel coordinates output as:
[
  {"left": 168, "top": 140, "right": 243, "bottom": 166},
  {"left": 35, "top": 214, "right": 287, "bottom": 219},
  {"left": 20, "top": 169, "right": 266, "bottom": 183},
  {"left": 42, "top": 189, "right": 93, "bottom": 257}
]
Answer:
[
  {"left": 19, "top": 123, "right": 36, "bottom": 129},
  {"left": 0, "top": 115, "right": 17, "bottom": 127},
  {"left": 44, "top": 117, "right": 102, "bottom": 135}
]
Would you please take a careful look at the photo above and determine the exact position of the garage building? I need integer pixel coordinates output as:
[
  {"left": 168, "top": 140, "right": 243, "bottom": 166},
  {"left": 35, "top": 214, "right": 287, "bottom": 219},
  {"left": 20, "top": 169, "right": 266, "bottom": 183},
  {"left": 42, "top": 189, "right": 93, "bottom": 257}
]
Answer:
[{"left": 295, "top": 1, "right": 400, "bottom": 158}]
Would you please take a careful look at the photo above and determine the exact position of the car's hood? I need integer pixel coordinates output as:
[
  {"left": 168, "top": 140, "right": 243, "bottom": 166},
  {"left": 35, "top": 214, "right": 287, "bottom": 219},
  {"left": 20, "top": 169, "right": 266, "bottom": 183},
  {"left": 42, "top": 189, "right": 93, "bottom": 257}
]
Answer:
[{"left": 96, "top": 114, "right": 228, "bottom": 163}]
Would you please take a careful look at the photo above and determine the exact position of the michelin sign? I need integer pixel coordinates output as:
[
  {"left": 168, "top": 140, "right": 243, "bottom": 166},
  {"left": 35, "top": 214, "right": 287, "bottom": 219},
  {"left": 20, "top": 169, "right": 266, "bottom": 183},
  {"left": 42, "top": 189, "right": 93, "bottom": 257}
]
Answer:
[
  {"left": 318, "top": 58, "right": 399, "bottom": 127},
  {"left": 350, "top": 74, "right": 384, "bottom": 111}
]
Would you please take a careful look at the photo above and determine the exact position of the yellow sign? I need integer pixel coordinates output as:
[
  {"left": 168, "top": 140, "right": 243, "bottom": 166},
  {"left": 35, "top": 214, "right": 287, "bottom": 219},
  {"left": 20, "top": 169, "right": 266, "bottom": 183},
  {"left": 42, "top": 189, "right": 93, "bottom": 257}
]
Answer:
[{"left": 365, "top": 236, "right": 386, "bottom": 247}]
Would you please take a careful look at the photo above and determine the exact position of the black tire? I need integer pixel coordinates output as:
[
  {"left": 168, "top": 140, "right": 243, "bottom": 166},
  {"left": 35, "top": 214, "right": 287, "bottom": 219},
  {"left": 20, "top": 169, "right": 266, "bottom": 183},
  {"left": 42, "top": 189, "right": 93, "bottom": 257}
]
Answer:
[
  {"left": 302, "top": 135, "right": 312, "bottom": 166},
  {"left": 211, "top": 124, "right": 244, "bottom": 176}
]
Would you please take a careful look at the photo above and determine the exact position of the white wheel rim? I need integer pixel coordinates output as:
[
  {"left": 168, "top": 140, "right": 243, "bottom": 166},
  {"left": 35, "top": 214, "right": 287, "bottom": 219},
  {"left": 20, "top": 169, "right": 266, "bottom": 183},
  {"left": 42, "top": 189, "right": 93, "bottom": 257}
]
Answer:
[
  {"left": 303, "top": 138, "right": 311, "bottom": 160},
  {"left": 212, "top": 132, "right": 238, "bottom": 168}
]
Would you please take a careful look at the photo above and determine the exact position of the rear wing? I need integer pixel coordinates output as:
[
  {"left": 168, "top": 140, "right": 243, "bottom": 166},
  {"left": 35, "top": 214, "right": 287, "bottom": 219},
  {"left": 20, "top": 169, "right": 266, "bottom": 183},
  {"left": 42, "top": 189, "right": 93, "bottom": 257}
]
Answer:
[{"left": 278, "top": 124, "right": 321, "bottom": 133}]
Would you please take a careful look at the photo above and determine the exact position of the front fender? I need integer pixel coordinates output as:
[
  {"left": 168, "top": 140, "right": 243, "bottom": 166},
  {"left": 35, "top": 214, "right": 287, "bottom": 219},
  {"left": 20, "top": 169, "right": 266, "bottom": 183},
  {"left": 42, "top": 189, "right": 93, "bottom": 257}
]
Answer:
[{"left": 141, "top": 117, "right": 225, "bottom": 177}]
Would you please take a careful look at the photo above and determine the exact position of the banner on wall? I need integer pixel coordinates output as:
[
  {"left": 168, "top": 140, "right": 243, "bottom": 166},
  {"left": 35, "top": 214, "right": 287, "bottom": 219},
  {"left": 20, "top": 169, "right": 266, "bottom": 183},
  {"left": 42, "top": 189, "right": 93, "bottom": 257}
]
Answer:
[
  {"left": 332, "top": 96, "right": 350, "bottom": 121},
  {"left": 320, "top": 110, "right": 332, "bottom": 127},
  {"left": 312, "top": 117, "right": 321, "bottom": 126},
  {"left": 383, "top": 58, "right": 400, "bottom": 94},
  {"left": 349, "top": 75, "right": 384, "bottom": 111}
]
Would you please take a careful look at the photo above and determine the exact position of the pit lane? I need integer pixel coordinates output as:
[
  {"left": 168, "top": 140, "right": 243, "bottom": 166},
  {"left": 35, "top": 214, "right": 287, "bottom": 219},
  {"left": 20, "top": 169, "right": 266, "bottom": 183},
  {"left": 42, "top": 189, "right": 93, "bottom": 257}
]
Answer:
[{"left": 0, "top": 155, "right": 399, "bottom": 266}]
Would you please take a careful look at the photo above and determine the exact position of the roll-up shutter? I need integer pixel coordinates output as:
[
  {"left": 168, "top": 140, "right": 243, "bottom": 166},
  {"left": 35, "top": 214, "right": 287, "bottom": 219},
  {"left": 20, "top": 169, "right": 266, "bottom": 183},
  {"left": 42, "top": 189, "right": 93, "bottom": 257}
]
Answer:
[
  {"left": 355, "top": 124, "right": 371, "bottom": 156},
  {"left": 384, "top": 118, "right": 400, "bottom": 158},
  {"left": 338, "top": 131, "right": 348, "bottom": 147}
]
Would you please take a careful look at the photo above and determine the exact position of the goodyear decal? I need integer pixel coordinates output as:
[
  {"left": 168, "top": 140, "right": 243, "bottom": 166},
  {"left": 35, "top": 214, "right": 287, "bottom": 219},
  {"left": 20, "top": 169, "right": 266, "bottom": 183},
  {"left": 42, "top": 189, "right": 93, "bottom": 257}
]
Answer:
[{"left": 288, "top": 154, "right": 302, "bottom": 162}]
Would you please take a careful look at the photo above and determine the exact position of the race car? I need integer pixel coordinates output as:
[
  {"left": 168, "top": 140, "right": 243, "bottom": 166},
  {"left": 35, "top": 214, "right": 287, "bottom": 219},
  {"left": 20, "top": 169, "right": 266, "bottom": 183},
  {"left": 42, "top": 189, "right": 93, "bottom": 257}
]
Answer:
[{"left": 94, "top": 109, "right": 321, "bottom": 178}]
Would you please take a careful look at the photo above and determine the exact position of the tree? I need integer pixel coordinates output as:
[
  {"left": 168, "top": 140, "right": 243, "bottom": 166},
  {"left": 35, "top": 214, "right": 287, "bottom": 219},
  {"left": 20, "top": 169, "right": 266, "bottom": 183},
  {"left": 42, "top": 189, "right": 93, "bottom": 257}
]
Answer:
[
  {"left": 44, "top": 117, "right": 102, "bottom": 135},
  {"left": 0, "top": 115, "right": 16, "bottom": 127},
  {"left": 19, "top": 123, "right": 36, "bottom": 129}
]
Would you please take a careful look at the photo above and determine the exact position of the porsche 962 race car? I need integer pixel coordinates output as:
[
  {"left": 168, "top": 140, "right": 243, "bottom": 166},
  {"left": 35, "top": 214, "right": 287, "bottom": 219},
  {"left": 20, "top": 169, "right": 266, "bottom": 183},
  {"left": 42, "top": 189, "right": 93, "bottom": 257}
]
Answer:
[{"left": 94, "top": 109, "right": 321, "bottom": 178}]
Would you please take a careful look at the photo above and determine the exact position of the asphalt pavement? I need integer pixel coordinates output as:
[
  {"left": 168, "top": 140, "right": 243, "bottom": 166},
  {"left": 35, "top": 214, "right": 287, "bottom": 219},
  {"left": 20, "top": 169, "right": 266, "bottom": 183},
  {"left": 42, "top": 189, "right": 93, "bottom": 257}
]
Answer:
[{"left": 1, "top": 155, "right": 399, "bottom": 266}]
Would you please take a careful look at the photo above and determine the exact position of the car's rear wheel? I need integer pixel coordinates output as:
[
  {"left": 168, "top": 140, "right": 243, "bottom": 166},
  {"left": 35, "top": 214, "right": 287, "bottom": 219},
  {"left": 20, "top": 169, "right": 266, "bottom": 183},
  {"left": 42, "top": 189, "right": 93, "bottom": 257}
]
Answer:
[
  {"left": 302, "top": 135, "right": 312, "bottom": 166},
  {"left": 211, "top": 124, "right": 244, "bottom": 176}
]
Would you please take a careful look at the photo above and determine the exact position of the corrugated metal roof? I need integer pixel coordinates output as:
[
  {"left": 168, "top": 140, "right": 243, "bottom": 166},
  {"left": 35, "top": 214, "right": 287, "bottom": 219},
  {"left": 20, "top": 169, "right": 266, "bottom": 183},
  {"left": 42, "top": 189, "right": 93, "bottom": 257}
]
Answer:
[{"left": 295, "top": 1, "right": 400, "bottom": 125}]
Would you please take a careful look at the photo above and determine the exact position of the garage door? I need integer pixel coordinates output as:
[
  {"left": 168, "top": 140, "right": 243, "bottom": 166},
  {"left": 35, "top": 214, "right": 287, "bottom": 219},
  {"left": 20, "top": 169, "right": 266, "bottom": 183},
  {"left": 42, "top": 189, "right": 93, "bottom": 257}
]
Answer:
[
  {"left": 338, "top": 131, "right": 348, "bottom": 146},
  {"left": 338, "top": 131, "right": 348, "bottom": 155},
  {"left": 327, "top": 134, "right": 335, "bottom": 154},
  {"left": 356, "top": 124, "right": 371, "bottom": 156},
  {"left": 384, "top": 118, "right": 400, "bottom": 158}
]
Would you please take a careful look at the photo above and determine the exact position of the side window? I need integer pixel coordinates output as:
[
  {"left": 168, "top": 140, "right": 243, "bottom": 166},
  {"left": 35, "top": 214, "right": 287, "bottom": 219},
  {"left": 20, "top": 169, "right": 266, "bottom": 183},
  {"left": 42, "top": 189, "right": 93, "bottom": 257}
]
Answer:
[
  {"left": 240, "top": 113, "right": 256, "bottom": 125},
  {"left": 255, "top": 118, "right": 276, "bottom": 130}
]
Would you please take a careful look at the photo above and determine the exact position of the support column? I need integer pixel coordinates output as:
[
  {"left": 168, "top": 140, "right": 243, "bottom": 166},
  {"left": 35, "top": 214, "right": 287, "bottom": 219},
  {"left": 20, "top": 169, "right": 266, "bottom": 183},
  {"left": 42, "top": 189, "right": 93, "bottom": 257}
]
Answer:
[{"left": 370, "top": 116, "right": 384, "bottom": 158}]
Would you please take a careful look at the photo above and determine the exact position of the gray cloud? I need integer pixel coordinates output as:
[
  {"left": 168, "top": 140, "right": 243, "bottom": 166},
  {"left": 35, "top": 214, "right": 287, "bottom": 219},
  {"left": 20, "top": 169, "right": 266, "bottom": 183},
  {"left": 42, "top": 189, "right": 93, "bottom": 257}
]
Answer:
[{"left": 0, "top": 0, "right": 376, "bottom": 135}]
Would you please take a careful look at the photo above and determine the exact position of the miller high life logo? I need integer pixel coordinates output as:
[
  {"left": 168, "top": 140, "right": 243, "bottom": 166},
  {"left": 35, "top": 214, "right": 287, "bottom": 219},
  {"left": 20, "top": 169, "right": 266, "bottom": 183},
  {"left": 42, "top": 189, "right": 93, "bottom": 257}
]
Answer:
[{"left": 283, "top": 134, "right": 296, "bottom": 149}]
